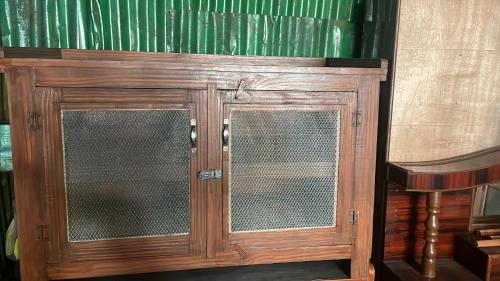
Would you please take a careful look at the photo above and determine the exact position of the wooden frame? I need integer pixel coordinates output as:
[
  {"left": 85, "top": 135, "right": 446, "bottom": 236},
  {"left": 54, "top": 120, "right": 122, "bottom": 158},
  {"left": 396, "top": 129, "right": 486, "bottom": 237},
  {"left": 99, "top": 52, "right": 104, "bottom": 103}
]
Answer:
[
  {"left": 40, "top": 89, "right": 206, "bottom": 263},
  {"left": 220, "top": 95, "right": 357, "bottom": 253},
  {"left": 469, "top": 183, "right": 500, "bottom": 232},
  {"left": 0, "top": 47, "right": 386, "bottom": 281}
]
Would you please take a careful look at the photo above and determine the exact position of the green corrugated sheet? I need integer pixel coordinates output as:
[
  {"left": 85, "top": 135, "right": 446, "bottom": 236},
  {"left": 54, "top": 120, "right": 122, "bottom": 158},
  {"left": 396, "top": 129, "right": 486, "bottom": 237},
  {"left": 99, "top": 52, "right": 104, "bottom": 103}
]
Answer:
[
  {"left": 361, "top": 0, "right": 397, "bottom": 58},
  {"left": 0, "top": 0, "right": 362, "bottom": 57},
  {"left": 93, "top": 0, "right": 362, "bottom": 21}
]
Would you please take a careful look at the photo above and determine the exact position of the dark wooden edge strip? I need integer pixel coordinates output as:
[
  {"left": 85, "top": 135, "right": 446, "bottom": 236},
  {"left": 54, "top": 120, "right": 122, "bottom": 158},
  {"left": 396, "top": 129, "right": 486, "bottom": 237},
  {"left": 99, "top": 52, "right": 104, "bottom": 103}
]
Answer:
[
  {"left": 387, "top": 162, "right": 500, "bottom": 191},
  {"left": 371, "top": 1, "right": 402, "bottom": 277},
  {"left": 326, "top": 58, "right": 388, "bottom": 69},
  {"left": 1, "top": 47, "right": 61, "bottom": 59},
  {"left": 386, "top": 163, "right": 409, "bottom": 189}
]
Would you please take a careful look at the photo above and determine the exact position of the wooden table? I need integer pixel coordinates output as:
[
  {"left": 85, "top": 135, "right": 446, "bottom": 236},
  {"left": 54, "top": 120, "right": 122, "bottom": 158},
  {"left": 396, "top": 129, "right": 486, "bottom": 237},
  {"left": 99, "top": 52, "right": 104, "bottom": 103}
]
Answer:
[{"left": 387, "top": 146, "right": 500, "bottom": 279}]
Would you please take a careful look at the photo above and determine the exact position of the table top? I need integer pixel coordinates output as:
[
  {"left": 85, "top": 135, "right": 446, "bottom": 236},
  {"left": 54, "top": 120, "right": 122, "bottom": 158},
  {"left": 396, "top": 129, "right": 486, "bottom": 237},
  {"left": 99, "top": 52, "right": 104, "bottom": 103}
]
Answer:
[{"left": 387, "top": 146, "right": 500, "bottom": 192}]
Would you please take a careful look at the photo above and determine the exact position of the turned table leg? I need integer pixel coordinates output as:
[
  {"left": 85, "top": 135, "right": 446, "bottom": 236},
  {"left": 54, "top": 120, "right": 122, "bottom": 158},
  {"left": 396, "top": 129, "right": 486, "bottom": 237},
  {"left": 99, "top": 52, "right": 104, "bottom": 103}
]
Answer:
[{"left": 421, "top": 191, "right": 441, "bottom": 278}]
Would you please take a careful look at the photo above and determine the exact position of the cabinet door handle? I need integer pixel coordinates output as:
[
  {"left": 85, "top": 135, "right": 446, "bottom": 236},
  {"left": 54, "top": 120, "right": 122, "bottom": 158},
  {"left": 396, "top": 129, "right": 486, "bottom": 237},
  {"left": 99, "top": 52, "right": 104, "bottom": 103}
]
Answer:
[
  {"left": 222, "top": 119, "right": 229, "bottom": 151},
  {"left": 190, "top": 119, "right": 197, "bottom": 152}
]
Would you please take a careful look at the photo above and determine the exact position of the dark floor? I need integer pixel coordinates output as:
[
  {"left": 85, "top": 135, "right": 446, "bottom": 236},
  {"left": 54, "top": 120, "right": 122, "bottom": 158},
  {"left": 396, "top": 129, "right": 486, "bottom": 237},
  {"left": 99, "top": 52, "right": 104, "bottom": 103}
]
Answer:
[
  {"left": 382, "top": 258, "right": 482, "bottom": 281},
  {"left": 65, "top": 260, "right": 350, "bottom": 281}
]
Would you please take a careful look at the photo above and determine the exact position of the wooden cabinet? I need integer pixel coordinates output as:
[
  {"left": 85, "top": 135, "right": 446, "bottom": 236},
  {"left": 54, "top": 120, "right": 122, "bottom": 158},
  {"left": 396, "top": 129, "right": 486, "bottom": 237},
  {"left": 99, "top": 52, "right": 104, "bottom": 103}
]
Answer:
[{"left": 0, "top": 48, "right": 387, "bottom": 281}]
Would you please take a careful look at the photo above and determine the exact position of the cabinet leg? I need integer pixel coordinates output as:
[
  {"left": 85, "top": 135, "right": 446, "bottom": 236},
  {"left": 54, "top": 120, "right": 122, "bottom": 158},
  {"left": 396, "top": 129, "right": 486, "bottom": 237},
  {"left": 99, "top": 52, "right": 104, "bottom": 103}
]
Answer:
[
  {"left": 368, "top": 262, "right": 375, "bottom": 281},
  {"left": 421, "top": 191, "right": 441, "bottom": 278}
]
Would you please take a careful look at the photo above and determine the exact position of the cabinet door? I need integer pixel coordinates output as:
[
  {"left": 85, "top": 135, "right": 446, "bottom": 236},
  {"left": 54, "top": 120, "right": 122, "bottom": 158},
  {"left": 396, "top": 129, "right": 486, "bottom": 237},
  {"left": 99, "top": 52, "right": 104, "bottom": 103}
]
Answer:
[
  {"left": 220, "top": 91, "right": 356, "bottom": 254},
  {"left": 41, "top": 89, "right": 206, "bottom": 263}
]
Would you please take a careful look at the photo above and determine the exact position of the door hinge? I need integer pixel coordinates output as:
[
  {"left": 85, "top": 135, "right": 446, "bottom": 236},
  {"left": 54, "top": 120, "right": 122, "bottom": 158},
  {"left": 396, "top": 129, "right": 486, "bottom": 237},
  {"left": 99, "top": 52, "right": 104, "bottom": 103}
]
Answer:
[
  {"left": 198, "top": 169, "right": 223, "bottom": 180},
  {"left": 35, "top": 224, "right": 48, "bottom": 241},
  {"left": 352, "top": 111, "right": 361, "bottom": 127},
  {"left": 350, "top": 210, "right": 359, "bottom": 225},
  {"left": 28, "top": 111, "right": 40, "bottom": 130}
]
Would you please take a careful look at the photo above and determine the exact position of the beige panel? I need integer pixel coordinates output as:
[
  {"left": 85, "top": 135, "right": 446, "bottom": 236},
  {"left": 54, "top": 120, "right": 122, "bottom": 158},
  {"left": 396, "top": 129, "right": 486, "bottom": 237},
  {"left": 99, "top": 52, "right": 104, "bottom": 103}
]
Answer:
[
  {"left": 398, "top": 0, "right": 500, "bottom": 51},
  {"left": 390, "top": 124, "right": 499, "bottom": 162},
  {"left": 389, "top": 0, "right": 500, "bottom": 162}
]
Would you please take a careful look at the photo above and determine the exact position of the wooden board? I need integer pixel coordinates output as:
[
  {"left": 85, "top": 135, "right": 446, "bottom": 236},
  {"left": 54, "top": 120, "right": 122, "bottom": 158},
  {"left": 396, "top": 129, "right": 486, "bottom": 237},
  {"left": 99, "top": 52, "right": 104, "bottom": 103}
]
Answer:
[
  {"left": 383, "top": 183, "right": 472, "bottom": 259},
  {"left": 389, "top": 0, "right": 500, "bottom": 162},
  {"left": 397, "top": 0, "right": 499, "bottom": 51},
  {"left": 60, "top": 261, "right": 351, "bottom": 281},
  {"left": 387, "top": 146, "right": 500, "bottom": 191}
]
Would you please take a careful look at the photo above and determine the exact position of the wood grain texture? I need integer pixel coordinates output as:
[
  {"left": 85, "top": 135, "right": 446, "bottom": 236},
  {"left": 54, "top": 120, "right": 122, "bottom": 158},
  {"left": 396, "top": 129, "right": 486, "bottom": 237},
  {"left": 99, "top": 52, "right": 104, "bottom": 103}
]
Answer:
[
  {"left": 47, "top": 245, "right": 352, "bottom": 280},
  {"left": 389, "top": 0, "right": 500, "bottom": 162},
  {"left": 397, "top": 0, "right": 499, "bottom": 51},
  {"left": 56, "top": 261, "right": 374, "bottom": 281},
  {"left": 206, "top": 84, "right": 222, "bottom": 259},
  {"left": 1, "top": 58, "right": 388, "bottom": 77},
  {"left": 61, "top": 48, "right": 327, "bottom": 67},
  {"left": 383, "top": 183, "right": 472, "bottom": 259},
  {"left": 59, "top": 260, "right": 352, "bottom": 281},
  {"left": 387, "top": 146, "right": 500, "bottom": 191},
  {"left": 351, "top": 77, "right": 381, "bottom": 278},
  {"left": 37, "top": 87, "right": 64, "bottom": 264},
  {"left": 492, "top": 255, "right": 500, "bottom": 281},
  {"left": 34, "top": 66, "right": 362, "bottom": 93},
  {"left": 6, "top": 68, "right": 48, "bottom": 280}
]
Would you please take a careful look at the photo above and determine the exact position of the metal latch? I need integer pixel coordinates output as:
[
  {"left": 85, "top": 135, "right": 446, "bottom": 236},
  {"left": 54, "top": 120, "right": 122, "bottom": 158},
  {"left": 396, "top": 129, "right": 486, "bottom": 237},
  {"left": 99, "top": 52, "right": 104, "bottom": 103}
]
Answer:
[
  {"left": 29, "top": 111, "right": 40, "bottom": 130},
  {"left": 352, "top": 111, "right": 361, "bottom": 127},
  {"left": 35, "top": 224, "right": 48, "bottom": 240},
  {"left": 350, "top": 210, "right": 359, "bottom": 225},
  {"left": 198, "top": 169, "right": 223, "bottom": 180}
]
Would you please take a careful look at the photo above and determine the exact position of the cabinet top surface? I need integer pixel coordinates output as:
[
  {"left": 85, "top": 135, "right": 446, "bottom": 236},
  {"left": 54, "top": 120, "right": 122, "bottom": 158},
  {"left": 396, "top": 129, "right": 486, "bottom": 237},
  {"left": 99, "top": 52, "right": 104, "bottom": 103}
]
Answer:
[{"left": 0, "top": 47, "right": 388, "bottom": 78}]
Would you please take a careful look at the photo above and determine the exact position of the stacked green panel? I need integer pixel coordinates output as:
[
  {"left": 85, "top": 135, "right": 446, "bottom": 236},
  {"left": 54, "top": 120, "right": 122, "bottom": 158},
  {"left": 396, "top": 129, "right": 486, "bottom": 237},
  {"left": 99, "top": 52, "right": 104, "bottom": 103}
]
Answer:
[
  {"left": 92, "top": 10, "right": 357, "bottom": 57},
  {"left": 0, "top": 0, "right": 363, "bottom": 57},
  {"left": 112, "top": 0, "right": 361, "bottom": 21},
  {"left": 361, "top": 0, "right": 398, "bottom": 58}
]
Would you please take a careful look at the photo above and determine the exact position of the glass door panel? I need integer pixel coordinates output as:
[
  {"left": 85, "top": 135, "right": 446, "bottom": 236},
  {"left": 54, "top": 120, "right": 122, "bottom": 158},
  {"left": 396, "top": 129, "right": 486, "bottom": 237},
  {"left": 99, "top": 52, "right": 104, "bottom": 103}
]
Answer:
[
  {"left": 61, "top": 109, "right": 191, "bottom": 241},
  {"left": 42, "top": 90, "right": 205, "bottom": 262},
  {"left": 228, "top": 109, "right": 341, "bottom": 232}
]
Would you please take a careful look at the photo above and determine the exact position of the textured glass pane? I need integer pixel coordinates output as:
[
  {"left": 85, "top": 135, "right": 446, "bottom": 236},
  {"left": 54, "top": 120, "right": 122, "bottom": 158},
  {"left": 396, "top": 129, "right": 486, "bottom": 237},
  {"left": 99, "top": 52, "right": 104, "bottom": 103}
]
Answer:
[
  {"left": 484, "top": 185, "right": 500, "bottom": 216},
  {"left": 229, "top": 110, "right": 340, "bottom": 232},
  {"left": 62, "top": 110, "right": 190, "bottom": 241}
]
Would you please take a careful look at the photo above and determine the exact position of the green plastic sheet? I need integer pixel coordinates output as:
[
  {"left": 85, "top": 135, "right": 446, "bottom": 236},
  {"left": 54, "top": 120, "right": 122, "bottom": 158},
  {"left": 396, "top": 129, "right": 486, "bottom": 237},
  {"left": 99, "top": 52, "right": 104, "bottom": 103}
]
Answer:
[
  {"left": 361, "top": 0, "right": 397, "bottom": 58},
  {"left": 93, "top": 0, "right": 362, "bottom": 20},
  {"left": 0, "top": 0, "right": 362, "bottom": 57}
]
